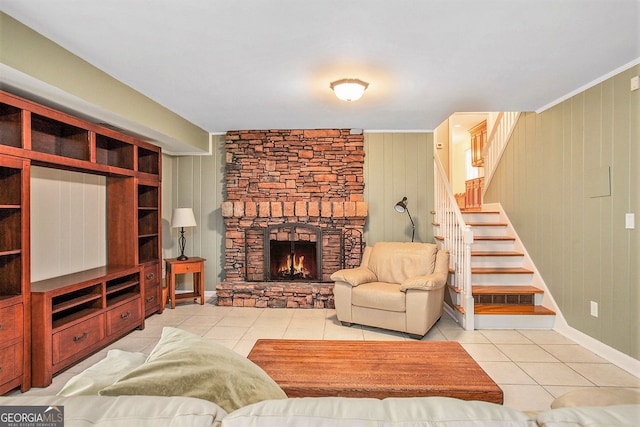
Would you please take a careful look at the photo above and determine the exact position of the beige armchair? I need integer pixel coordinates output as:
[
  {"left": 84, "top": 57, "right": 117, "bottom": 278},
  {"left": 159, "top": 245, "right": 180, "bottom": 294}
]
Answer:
[{"left": 331, "top": 242, "right": 449, "bottom": 339}]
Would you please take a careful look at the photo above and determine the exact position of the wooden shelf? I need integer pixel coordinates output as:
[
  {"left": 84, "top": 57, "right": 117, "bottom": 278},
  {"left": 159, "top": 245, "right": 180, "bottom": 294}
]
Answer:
[
  {"left": 51, "top": 292, "right": 102, "bottom": 315},
  {"left": 31, "top": 113, "right": 90, "bottom": 161},
  {"left": 138, "top": 147, "right": 159, "bottom": 175},
  {"left": 106, "top": 292, "right": 139, "bottom": 307},
  {"left": 51, "top": 308, "right": 102, "bottom": 331},
  {"left": 106, "top": 280, "right": 139, "bottom": 295},
  {"left": 0, "top": 89, "right": 163, "bottom": 393},
  {"left": 0, "top": 249, "right": 21, "bottom": 256},
  {"left": 0, "top": 102, "right": 22, "bottom": 149},
  {"left": 96, "top": 134, "right": 134, "bottom": 170}
]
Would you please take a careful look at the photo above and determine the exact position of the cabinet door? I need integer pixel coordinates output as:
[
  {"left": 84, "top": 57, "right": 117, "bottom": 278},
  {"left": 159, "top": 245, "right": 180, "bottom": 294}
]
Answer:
[
  {"left": 469, "top": 120, "right": 487, "bottom": 167},
  {"left": 0, "top": 343, "right": 22, "bottom": 387}
]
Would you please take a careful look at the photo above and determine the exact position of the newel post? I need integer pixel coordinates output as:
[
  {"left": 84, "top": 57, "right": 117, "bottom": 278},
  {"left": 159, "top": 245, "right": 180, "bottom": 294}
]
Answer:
[{"left": 463, "top": 225, "right": 475, "bottom": 331}]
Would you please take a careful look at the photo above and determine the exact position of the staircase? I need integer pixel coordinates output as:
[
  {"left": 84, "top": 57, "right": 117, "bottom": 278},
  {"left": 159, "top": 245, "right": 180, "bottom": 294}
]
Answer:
[{"left": 461, "top": 209, "right": 555, "bottom": 329}]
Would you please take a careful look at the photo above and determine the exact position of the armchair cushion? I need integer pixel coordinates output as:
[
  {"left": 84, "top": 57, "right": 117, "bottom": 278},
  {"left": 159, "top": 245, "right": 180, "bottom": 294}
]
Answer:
[
  {"left": 400, "top": 275, "right": 446, "bottom": 292},
  {"left": 368, "top": 242, "right": 438, "bottom": 284},
  {"left": 352, "top": 282, "right": 405, "bottom": 312},
  {"left": 400, "top": 250, "right": 450, "bottom": 292},
  {"left": 330, "top": 267, "right": 377, "bottom": 287}
]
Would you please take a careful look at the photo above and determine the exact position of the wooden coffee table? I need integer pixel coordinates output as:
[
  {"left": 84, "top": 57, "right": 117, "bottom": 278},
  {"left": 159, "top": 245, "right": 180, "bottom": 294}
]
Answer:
[{"left": 248, "top": 339, "right": 503, "bottom": 404}]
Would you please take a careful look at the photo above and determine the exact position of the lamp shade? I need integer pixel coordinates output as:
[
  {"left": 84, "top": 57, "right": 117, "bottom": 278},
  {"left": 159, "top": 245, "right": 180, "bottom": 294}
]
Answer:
[
  {"left": 394, "top": 197, "right": 408, "bottom": 213},
  {"left": 171, "top": 208, "right": 197, "bottom": 228},
  {"left": 330, "top": 78, "right": 369, "bottom": 101}
]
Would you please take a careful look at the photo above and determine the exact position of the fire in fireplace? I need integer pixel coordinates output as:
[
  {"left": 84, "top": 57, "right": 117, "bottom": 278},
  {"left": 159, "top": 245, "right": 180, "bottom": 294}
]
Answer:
[{"left": 270, "top": 241, "right": 317, "bottom": 281}]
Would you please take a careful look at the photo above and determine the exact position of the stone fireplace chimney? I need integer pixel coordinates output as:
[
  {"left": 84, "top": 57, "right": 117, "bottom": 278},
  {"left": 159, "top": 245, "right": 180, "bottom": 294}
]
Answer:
[{"left": 216, "top": 129, "right": 367, "bottom": 308}]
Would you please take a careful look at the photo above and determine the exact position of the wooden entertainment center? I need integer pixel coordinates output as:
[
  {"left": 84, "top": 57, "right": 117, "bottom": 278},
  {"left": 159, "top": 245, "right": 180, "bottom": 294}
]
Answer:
[{"left": 0, "top": 90, "right": 163, "bottom": 392}]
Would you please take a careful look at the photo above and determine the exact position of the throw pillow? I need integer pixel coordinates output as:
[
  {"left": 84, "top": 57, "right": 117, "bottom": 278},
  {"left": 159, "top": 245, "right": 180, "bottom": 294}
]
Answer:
[
  {"left": 57, "top": 349, "right": 148, "bottom": 396},
  {"left": 99, "top": 327, "right": 287, "bottom": 412}
]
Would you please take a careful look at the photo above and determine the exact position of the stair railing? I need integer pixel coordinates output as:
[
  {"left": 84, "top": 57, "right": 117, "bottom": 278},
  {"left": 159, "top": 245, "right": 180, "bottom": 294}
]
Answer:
[
  {"left": 433, "top": 154, "right": 474, "bottom": 330},
  {"left": 482, "top": 112, "right": 520, "bottom": 192}
]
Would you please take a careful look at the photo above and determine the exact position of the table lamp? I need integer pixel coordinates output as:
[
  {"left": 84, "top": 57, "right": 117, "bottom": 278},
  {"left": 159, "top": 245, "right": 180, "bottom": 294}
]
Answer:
[{"left": 171, "top": 208, "right": 197, "bottom": 260}]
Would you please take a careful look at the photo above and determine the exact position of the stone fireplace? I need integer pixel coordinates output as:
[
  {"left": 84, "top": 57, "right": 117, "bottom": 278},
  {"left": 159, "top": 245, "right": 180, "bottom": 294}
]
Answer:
[{"left": 216, "top": 129, "right": 367, "bottom": 308}]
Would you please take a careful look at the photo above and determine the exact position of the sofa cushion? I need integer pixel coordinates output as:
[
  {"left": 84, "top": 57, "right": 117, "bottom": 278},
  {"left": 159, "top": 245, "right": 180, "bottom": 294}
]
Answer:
[
  {"left": 221, "top": 396, "right": 536, "bottom": 427},
  {"left": 551, "top": 388, "right": 640, "bottom": 409},
  {"left": 57, "top": 349, "right": 147, "bottom": 396},
  {"left": 99, "top": 327, "right": 287, "bottom": 412},
  {"left": 536, "top": 404, "right": 640, "bottom": 427},
  {"left": 352, "top": 282, "right": 406, "bottom": 312},
  {"left": 0, "top": 395, "right": 226, "bottom": 427},
  {"left": 368, "top": 242, "right": 437, "bottom": 284}
]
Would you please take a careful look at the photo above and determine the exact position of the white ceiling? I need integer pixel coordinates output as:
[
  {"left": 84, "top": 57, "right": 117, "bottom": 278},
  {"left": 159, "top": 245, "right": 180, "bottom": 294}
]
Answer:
[{"left": 1, "top": 0, "right": 638, "bottom": 141}]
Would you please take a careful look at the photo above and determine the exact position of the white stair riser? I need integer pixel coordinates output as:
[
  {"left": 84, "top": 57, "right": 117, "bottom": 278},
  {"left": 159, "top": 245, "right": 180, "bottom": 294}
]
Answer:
[
  {"left": 472, "top": 274, "right": 534, "bottom": 286},
  {"left": 472, "top": 256, "right": 524, "bottom": 268},
  {"left": 469, "top": 226, "right": 509, "bottom": 237},
  {"left": 474, "top": 314, "right": 555, "bottom": 329},
  {"left": 462, "top": 213, "right": 501, "bottom": 223},
  {"left": 471, "top": 240, "right": 516, "bottom": 252}
]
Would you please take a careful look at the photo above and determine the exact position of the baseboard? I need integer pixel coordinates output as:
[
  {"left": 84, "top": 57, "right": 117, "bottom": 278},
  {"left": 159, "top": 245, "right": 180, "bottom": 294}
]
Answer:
[{"left": 554, "top": 320, "right": 640, "bottom": 379}]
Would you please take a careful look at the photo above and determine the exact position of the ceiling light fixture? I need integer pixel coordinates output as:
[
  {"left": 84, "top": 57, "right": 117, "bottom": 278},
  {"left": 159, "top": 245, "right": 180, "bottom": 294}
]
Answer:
[{"left": 330, "top": 78, "right": 369, "bottom": 101}]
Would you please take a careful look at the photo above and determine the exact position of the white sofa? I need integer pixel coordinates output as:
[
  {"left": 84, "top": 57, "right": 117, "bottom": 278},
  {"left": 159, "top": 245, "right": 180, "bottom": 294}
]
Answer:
[
  {"left": 2, "top": 327, "right": 637, "bottom": 426},
  {"left": 2, "top": 393, "right": 639, "bottom": 427}
]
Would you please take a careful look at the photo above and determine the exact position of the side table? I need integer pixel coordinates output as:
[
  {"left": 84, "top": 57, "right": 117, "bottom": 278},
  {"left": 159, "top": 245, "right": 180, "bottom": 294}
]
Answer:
[{"left": 164, "top": 257, "right": 206, "bottom": 309}]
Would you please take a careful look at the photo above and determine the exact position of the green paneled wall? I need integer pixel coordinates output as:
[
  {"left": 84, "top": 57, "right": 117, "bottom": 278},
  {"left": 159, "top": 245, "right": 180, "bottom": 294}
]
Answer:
[
  {"left": 363, "top": 133, "right": 434, "bottom": 245},
  {"left": 163, "top": 136, "right": 226, "bottom": 291},
  {"left": 485, "top": 65, "right": 639, "bottom": 359}
]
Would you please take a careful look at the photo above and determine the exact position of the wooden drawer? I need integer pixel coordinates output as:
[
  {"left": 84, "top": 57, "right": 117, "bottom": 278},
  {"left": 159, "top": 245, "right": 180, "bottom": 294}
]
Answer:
[
  {"left": 106, "top": 298, "right": 141, "bottom": 336},
  {"left": 171, "top": 262, "right": 201, "bottom": 274},
  {"left": 143, "top": 263, "right": 161, "bottom": 314},
  {"left": 0, "top": 303, "right": 23, "bottom": 342},
  {"left": 144, "top": 282, "right": 160, "bottom": 313},
  {"left": 143, "top": 263, "right": 160, "bottom": 286},
  {"left": 0, "top": 342, "right": 23, "bottom": 386},
  {"left": 53, "top": 315, "right": 104, "bottom": 365}
]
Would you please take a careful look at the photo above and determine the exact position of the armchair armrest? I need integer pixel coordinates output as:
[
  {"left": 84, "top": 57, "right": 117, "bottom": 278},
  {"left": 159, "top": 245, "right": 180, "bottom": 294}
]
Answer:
[
  {"left": 330, "top": 267, "right": 377, "bottom": 287},
  {"left": 400, "top": 271, "right": 448, "bottom": 292}
]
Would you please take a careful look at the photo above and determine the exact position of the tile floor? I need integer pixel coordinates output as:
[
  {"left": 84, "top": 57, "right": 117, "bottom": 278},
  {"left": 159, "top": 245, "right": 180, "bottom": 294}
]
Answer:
[{"left": 19, "top": 300, "right": 640, "bottom": 412}]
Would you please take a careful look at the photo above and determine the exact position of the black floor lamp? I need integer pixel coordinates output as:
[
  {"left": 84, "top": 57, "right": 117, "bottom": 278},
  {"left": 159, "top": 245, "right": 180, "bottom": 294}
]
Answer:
[{"left": 394, "top": 196, "right": 415, "bottom": 242}]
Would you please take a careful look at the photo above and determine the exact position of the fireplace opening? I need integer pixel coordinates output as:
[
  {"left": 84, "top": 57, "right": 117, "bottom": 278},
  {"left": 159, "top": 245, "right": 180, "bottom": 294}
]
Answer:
[{"left": 270, "top": 241, "right": 317, "bottom": 281}]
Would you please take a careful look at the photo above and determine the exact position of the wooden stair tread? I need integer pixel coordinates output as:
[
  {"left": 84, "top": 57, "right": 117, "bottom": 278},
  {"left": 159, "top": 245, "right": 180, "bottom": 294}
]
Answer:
[
  {"left": 472, "top": 251, "right": 524, "bottom": 257},
  {"left": 474, "top": 305, "right": 555, "bottom": 315},
  {"left": 472, "top": 267, "right": 533, "bottom": 274},
  {"left": 461, "top": 210, "right": 500, "bottom": 214},
  {"left": 472, "top": 285, "right": 543, "bottom": 295},
  {"left": 467, "top": 222, "right": 508, "bottom": 227},
  {"left": 447, "top": 283, "right": 461, "bottom": 293}
]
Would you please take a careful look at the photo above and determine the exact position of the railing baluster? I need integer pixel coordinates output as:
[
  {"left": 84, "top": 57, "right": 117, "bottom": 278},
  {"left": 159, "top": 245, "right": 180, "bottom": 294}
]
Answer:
[
  {"left": 433, "top": 154, "right": 473, "bottom": 329},
  {"left": 483, "top": 112, "right": 520, "bottom": 191}
]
